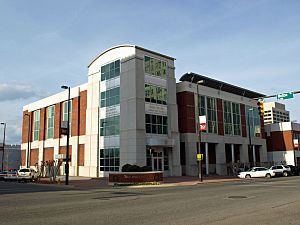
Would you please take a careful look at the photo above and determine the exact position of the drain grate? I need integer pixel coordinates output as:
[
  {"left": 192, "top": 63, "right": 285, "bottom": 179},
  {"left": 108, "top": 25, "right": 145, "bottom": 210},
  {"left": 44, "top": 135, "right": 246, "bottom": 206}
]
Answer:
[{"left": 228, "top": 196, "right": 248, "bottom": 199}]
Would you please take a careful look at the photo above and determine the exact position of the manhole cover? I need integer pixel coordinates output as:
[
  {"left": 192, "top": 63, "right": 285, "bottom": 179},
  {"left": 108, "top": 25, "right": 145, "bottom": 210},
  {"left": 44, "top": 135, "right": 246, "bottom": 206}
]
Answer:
[{"left": 228, "top": 196, "right": 248, "bottom": 199}]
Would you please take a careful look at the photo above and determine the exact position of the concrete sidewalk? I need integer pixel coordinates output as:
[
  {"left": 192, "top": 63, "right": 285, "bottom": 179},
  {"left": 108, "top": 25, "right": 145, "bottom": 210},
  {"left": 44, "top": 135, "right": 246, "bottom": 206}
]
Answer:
[{"left": 37, "top": 175, "right": 240, "bottom": 189}]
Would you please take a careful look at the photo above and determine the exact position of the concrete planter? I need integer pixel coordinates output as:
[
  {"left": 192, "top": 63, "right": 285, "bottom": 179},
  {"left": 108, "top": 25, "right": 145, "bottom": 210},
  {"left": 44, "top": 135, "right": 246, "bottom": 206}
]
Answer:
[{"left": 109, "top": 171, "right": 163, "bottom": 184}]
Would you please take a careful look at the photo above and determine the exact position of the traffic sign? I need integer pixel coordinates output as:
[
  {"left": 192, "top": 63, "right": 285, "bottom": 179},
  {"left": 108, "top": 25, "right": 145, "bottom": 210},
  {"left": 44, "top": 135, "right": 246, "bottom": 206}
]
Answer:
[
  {"left": 199, "top": 115, "right": 207, "bottom": 131},
  {"left": 197, "top": 153, "right": 203, "bottom": 161},
  {"left": 277, "top": 92, "right": 294, "bottom": 100}
]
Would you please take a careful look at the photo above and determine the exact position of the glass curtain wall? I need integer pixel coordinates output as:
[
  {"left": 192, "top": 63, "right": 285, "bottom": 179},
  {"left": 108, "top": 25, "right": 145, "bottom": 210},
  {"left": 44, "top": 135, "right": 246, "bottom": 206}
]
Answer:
[{"left": 198, "top": 95, "right": 217, "bottom": 134}]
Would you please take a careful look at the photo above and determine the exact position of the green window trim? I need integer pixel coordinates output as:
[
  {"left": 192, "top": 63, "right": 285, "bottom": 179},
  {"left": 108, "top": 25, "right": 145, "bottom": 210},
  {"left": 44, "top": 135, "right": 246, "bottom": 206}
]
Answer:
[
  {"left": 144, "top": 56, "right": 167, "bottom": 79},
  {"left": 145, "top": 84, "right": 167, "bottom": 105},
  {"left": 47, "top": 105, "right": 55, "bottom": 139}
]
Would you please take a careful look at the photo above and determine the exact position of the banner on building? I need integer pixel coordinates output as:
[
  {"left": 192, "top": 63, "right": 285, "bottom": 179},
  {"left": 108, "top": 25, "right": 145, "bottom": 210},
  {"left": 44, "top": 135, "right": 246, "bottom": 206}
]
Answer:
[
  {"left": 294, "top": 139, "right": 299, "bottom": 148},
  {"left": 199, "top": 115, "right": 207, "bottom": 132},
  {"left": 61, "top": 121, "right": 68, "bottom": 135}
]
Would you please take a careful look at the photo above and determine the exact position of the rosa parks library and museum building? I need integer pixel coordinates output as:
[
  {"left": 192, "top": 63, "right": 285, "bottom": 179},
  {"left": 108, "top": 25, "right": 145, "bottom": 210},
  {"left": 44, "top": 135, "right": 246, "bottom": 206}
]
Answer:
[{"left": 21, "top": 45, "right": 268, "bottom": 177}]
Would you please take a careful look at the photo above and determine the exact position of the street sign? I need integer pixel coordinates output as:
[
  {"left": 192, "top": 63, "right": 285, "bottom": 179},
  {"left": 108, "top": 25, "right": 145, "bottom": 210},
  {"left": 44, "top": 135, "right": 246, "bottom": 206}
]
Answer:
[
  {"left": 294, "top": 139, "right": 299, "bottom": 148},
  {"left": 199, "top": 115, "right": 207, "bottom": 131},
  {"left": 55, "top": 154, "right": 65, "bottom": 159},
  {"left": 197, "top": 153, "right": 203, "bottom": 161},
  {"left": 277, "top": 92, "right": 294, "bottom": 100}
]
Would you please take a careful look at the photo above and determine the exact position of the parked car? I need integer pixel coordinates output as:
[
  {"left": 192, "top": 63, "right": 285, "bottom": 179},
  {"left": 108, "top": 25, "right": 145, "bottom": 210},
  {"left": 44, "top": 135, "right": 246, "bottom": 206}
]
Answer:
[
  {"left": 3, "top": 171, "right": 18, "bottom": 181},
  {"left": 238, "top": 167, "right": 275, "bottom": 179},
  {"left": 287, "top": 165, "right": 300, "bottom": 176},
  {"left": 17, "top": 168, "right": 38, "bottom": 182},
  {"left": 0, "top": 171, "right": 8, "bottom": 180},
  {"left": 269, "top": 165, "right": 291, "bottom": 177}
]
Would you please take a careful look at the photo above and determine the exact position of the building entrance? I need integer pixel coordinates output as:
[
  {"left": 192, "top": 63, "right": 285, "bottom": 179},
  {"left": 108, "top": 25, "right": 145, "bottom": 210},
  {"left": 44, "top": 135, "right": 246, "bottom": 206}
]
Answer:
[{"left": 152, "top": 151, "right": 163, "bottom": 171}]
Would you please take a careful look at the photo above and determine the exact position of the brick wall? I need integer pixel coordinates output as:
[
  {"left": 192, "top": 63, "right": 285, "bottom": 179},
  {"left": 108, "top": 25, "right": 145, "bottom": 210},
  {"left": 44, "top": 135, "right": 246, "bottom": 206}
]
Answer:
[
  {"left": 59, "top": 146, "right": 73, "bottom": 165},
  {"left": 30, "top": 149, "right": 39, "bottom": 166},
  {"left": 78, "top": 144, "right": 85, "bottom": 166},
  {"left": 22, "top": 111, "right": 30, "bottom": 144},
  {"left": 79, "top": 90, "right": 87, "bottom": 136},
  {"left": 177, "top": 91, "right": 196, "bottom": 133},
  {"left": 54, "top": 103, "right": 61, "bottom": 139},
  {"left": 43, "top": 147, "right": 54, "bottom": 162},
  {"left": 240, "top": 104, "right": 247, "bottom": 137},
  {"left": 39, "top": 108, "right": 46, "bottom": 141},
  {"left": 71, "top": 97, "right": 79, "bottom": 136},
  {"left": 266, "top": 130, "right": 294, "bottom": 151}
]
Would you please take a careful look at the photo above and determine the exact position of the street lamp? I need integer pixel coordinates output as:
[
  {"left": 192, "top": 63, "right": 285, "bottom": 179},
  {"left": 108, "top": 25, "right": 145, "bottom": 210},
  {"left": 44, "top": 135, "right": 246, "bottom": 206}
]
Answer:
[
  {"left": 247, "top": 108, "right": 254, "bottom": 167},
  {"left": 1, "top": 123, "right": 6, "bottom": 171},
  {"left": 196, "top": 80, "right": 204, "bottom": 182},
  {"left": 61, "top": 85, "right": 71, "bottom": 185},
  {"left": 24, "top": 113, "right": 31, "bottom": 167}
]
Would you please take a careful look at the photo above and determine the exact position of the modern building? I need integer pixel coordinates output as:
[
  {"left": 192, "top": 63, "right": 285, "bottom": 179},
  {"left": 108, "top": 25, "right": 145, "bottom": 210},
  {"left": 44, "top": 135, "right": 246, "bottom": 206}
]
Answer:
[
  {"left": 263, "top": 102, "right": 290, "bottom": 125},
  {"left": 21, "top": 45, "right": 181, "bottom": 177},
  {"left": 0, "top": 144, "right": 21, "bottom": 171},
  {"left": 265, "top": 122, "right": 300, "bottom": 166},
  {"left": 21, "top": 45, "right": 270, "bottom": 177},
  {"left": 176, "top": 73, "right": 268, "bottom": 176}
]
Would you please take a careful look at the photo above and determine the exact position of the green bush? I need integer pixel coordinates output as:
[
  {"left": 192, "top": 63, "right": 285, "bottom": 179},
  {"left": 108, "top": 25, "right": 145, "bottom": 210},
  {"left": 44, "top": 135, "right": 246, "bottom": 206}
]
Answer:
[{"left": 121, "top": 164, "right": 152, "bottom": 172}]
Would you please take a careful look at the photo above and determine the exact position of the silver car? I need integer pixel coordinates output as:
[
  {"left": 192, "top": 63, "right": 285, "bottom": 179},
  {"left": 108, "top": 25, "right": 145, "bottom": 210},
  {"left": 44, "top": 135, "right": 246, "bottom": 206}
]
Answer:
[{"left": 17, "top": 168, "right": 38, "bottom": 182}]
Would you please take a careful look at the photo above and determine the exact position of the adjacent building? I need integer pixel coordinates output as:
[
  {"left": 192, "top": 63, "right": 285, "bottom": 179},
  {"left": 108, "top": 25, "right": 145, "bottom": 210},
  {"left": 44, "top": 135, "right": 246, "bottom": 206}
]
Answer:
[
  {"left": 265, "top": 122, "right": 300, "bottom": 166},
  {"left": 0, "top": 144, "right": 21, "bottom": 171},
  {"left": 176, "top": 73, "right": 268, "bottom": 176},
  {"left": 263, "top": 102, "right": 290, "bottom": 125}
]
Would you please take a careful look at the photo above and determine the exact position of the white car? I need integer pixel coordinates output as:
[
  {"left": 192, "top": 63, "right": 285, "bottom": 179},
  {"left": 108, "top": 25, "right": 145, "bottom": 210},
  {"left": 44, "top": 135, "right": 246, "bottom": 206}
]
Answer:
[
  {"left": 17, "top": 168, "right": 38, "bottom": 182},
  {"left": 238, "top": 167, "right": 275, "bottom": 179},
  {"left": 270, "top": 165, "right": 291, "bottom": 177}
]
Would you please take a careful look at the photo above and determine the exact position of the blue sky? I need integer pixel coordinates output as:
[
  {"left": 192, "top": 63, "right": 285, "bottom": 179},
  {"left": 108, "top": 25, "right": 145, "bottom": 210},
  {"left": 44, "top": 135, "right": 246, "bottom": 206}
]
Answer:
[{"left": 1, "top": 0, "right": 300, "bottom": 143}]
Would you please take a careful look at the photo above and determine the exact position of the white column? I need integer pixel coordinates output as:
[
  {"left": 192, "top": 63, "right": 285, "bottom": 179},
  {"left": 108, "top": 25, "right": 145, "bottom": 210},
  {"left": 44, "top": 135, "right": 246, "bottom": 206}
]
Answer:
[
  {"left": 205, "top": 142, "right": 209, "bottom": 175},
  {"left": 252, "top": 145, "right": 256, "bottom": 163},
  {"left": 231, "top": 144, "right": 235, "bottom": 163}
]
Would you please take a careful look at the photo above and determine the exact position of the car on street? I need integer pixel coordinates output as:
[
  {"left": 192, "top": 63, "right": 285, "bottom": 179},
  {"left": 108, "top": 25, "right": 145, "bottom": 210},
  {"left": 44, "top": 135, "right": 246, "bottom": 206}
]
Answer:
[
  {"left": 3, "top": 171, "right": 18, "bottom": 181},
  {"left": 269, "top": 165, "right": 291, "bottom": 177},
  {"left": 17, "top": 168, "right": 38, "bottom": 182},
  {"left": 237, "top": 167, "right": 275, "bottom": 179},
  {"left": 0, "top": 171, "right": 8, "bottom": 180}
]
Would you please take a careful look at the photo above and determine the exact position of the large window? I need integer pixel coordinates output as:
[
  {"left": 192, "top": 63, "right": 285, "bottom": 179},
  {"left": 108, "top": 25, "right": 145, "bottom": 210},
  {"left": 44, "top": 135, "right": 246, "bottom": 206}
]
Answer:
[
  {"left": 101, "top": 60, "right": 120, "bottom": 81},
  {"left": 33, "top": 110, "right": 40, "bottom": 141},
  {"left": 144, "top": 56, "right": 167, "bottom": 79},
  {"left": 100, "top": 116, "right": 120, "bottom": 136},
  {"left": 63, "top": 101, "right": 72, "bottom": 136},
  {"left": 100, "top": 148, "right": 120, "bottom": 171},
  {"left": 206, "top": 97, "right": 217, "bottom": 134},
  {"left": 223, "top": 101, "right": 232, "bottom": 135},
  {"left": 145, "top": 84, "right": 167, "bottom": 105},
  {"left": 100, "top": 87, "right": 120, "bottom": 107},
  {"left": 47, "top": 105, "right": 55, "bottom": 139},
  {"left": 246, "top": 106, "right": 261, "bottom": 137},
  {"left": 232, "top": 103, "right": 241, "bottom": 136},
  {"left": 145, "top": 114, "right": 168, "bottom": 134}
]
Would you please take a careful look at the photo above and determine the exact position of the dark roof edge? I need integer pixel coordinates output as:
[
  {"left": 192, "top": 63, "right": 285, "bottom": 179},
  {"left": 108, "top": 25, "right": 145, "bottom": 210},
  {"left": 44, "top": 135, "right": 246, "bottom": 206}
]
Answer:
[
  {"left": 88, "top": 44, "right": 175, "bottom": 68},
  {"left": 179, "top": 72, "right": 266, "bottom": 99}
]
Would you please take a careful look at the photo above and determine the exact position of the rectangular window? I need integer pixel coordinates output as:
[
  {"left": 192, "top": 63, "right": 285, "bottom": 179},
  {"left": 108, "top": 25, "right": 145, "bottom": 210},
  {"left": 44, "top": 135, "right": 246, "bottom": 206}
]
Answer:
[
  {"left": 63, "top": 101, "right": 72, "bottom": 136},
  {"left": 33, "top": 110, "right": 40, "bottom": 141},
  {"left": 101, "top": 60, "right": 120, "bottom": 81},
  {"left": 246, "top": 106, "right": 261, "bottom": 137},
  {"left": 145, "top": 114, "right": 168, "bottom": 135},
  {"left": 100, "top": 116, "right": 120, "bottom": 136},
  {"left": 207, "top": 97, "right": 217, "bottom": 134},
  {"left": 99, "top": 148, "right": 120, "bottom": 172},
  {"left": 145, "top": 84, "right": 167, "bottom": 105},
  {"left": 223, "top": 101, "right": 233, "bottom": 135},
  {"left": 100, "top": 87, "right": 120, "bottom": 108},
  {"left": 47, "top": 105, "right": 55, "bottom": 139},
  {"left": 232, "top": 103, "right": 241, "bottom": 136},
  {"left": 144, "top": 56, "right": 167, "bottom": 79}
]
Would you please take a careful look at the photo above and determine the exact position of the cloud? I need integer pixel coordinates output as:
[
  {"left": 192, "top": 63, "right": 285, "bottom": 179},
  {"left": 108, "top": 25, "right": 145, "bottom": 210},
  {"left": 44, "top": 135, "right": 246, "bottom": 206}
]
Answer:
[{"left": 0, "top": 83, "right": 41, "bottom": 102}]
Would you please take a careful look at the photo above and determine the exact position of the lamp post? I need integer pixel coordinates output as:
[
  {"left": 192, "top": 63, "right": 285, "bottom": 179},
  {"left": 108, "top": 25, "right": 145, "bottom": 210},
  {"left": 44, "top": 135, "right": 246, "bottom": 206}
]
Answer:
[
  {"left": 1, "top": 123, "right": 6, "bottom": 171},
  {"left": 24, "top": 113, "right": 31, "bottom": 167},
  {"left": 247, "top": 108, "right": 254, "bottom": 167},
  {"left": 196, "top": 80, "right": 204, "bottom": 182},
  {"left": 61, "top": 85, "right": 71, "bottom": 185}
]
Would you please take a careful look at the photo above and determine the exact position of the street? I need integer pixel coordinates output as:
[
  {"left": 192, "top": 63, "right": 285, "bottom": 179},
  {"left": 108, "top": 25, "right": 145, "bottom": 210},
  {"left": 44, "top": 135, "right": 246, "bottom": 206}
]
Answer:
[{"left": 1, "top": 177, "right": 300, "bottom": 225}]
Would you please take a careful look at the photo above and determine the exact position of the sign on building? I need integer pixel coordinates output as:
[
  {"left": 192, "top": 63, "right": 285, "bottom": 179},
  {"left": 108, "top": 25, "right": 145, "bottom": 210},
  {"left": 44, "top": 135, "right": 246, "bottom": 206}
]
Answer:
[
  {"left": 294, "top": 139, "right": 299, "bottom": 148},
  {"left": 199, "top": 115, "right": 207, "bottom": 131}
]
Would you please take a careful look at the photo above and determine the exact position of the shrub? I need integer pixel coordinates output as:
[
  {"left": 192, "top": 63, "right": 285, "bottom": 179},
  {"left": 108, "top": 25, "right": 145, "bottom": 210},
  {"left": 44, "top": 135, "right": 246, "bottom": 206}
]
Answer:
[{"left": 121, "top": 164, "right": 152, "bottom": 172}]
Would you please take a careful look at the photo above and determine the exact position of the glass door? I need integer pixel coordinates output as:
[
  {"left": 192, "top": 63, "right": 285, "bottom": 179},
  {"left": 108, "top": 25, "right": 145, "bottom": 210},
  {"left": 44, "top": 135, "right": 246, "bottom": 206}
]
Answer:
[{"left": 152, "top": 151, "right": 163, "bottom": 171}]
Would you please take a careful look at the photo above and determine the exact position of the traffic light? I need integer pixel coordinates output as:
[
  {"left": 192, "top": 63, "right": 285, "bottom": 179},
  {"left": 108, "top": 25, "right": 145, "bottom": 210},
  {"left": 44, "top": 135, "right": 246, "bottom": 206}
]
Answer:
[{"left": 257, "top": 100, "right": 264, "bottom": 116}]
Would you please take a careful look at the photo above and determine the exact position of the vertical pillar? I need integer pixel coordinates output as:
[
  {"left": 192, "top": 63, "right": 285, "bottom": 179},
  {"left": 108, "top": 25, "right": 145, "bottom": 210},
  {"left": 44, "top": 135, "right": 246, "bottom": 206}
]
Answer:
[
  {"left": 205, "top": 142, "right": 209, "bottom": 175},
  {"left": 252, "top": 145, "right": 256, "bottom": 164},
  {"left": 231, "top": 144, "right": 235, "bottom": 163}
]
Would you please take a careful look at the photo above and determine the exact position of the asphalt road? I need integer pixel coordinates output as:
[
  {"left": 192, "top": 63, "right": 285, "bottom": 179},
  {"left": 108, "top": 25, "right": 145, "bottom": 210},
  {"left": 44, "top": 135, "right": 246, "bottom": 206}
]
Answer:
[{"left": 1, "top": 177, "right": 300, "bottom": 225}]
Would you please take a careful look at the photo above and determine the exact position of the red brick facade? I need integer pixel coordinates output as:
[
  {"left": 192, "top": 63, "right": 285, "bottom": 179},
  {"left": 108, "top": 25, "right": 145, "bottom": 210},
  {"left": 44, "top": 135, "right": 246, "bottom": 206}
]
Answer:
[
  {"left": 21, "top": 150, "right": 26, "bottom": 166},
  {"left": 177, "top": 91, "right": 196, "bottom": 133},
  {"left": 79, "top": 90, "right": 87, "bottom": 136},
  {"left": 240, "top": 104, "right": 247, "bottom": 137},
  {"left": 78, "top": 144, "right": 85, "bottom": 166},
  {"left": 43, "top": 147, "right": 54, "bottom": 162},
  {"left": 30, "top": 149, "right": 39, "bottom": 166},
  {"left": 266, "top": 130, "right": 294, "bottom": 152}
]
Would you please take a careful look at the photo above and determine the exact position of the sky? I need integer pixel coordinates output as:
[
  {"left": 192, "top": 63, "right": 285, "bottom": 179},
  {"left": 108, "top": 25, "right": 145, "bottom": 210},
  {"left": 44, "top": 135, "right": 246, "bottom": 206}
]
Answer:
[{"left": 0, "top": 0, "right": 300, "bottom": 144}]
